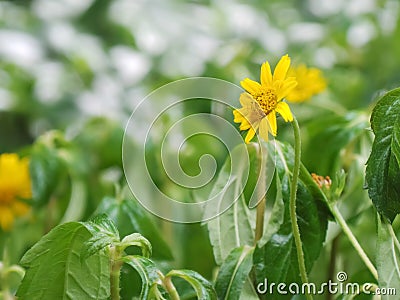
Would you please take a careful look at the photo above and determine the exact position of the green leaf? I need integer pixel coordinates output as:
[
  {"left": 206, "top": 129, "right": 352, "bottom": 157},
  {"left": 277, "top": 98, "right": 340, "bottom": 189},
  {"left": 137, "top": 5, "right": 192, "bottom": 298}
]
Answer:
[
  {"left": 87, "top": 213, "right": 120, "bottom": 237},
  {"left": 376, "top": 215, "right": 400, "bottom": 299},
  {"left": 204, "top": 144, "right": 259, "bottom": 265},
  {"left": 81, "top": 214, "right": 120, "bottom": 260},
  {"left": 29, "top": 143, "right": 63, "bottom": 206},
  {"left": 239, "top": 278, "right": 259, "bottom": 300},
  {"left": 366, "top": 88, "right": 400, "bottom": 221},
  {"left": 94, "top": 196, "right": 173, "bottom": 260},
  {"left": 214, "top": 246, "right": 254, "bottom": 300},
  {"left": 120, "top": 233, "right": 152, "bottom": 258},
  {"left": 17, "top": 222, "right": 110, "bottom": 300},
  {"left": 122, "top": 256, "right": 164, "bottom": 300},
  {"left": 167, "top": 269, "right": 217, "bottom": 300},
  {"left": 254, "top": 141, "right": 330, "bottom": 285}
]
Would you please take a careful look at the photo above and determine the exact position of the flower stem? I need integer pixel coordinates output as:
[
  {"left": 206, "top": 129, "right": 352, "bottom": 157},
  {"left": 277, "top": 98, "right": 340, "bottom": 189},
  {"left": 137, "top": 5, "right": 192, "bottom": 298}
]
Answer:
[
  {"left": 329, "top": 204, "right": 378, "bottom": 280},
  {"left": 290, "top": 118, "right": 313, "bottom": 300},
  {"left": 110, "top": 247, "right": 123, "bottom": 300},
  {"left": 163, "top": 276, "right": 180, "bottom": 300},
  {"left": 255, "top": 198, "right": 266, "bottom": 243},
  {"left": 255, "top": 144, "right": 266, "bottom": 244}
]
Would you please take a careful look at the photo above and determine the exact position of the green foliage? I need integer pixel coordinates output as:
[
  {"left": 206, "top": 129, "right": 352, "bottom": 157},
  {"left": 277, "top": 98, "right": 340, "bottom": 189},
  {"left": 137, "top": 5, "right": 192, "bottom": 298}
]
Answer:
[
  {"left": 17, "top": 222, "right": 110, "bottom": 300},
  {"left": 16, "top": 215, "right": 216, "bottom": 300},
  {"left": 81, "top": 214, "right": 120, "bottom": 260},
  {"left": 214, "top": 246, "right": 255, "bottom": 300},
  {"left": 204, "top": 144, "right": 256, "bottom": 265},
  {"left": 303, "top": 111, "right": 369, "bottom": 175},
  {"left": 254, "top": 141, "right": 330, "bottom": 285},
  {"left": 366, "top": 88, "right": 400, "bottom": 221},
  {"left": 376, "top": 216, "right": 400, "bottom": 299},
  {"left": 29, "top": 138, "right": 64, "bottom": 207},
  {"left": 205, "top": 140, "right": 331, "bottom": 297},
  {"left": 122, "top": 256, "right": 165, "bottom": 299},
  {"left": 94, "top": 196, "right": 173, "bottom": 260},
  {"left": 3, "top": 0, "right": 400, "bottom": 298},
  {"left": 166, "top": 269, "right": 217, "bottom": 300}
]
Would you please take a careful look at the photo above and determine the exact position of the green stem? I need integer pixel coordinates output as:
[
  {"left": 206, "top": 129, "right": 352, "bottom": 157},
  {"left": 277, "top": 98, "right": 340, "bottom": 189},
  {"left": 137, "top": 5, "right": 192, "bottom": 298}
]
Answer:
[
  {"left": 290, "top": 118, "right": 313, "bottom": 300},
  {"left": 255, "top": 144, "right": 266, "bottom": 244},
  {"left": 329, "top": 205, "right": 378, "bottom": 280},
  {"left": 164, "top": 276, "right": 180, "bottom": 300},
  {"left": 255, "top": 198, "right": 266, "bottom": 243},
  {"left": 387, "top": 221, "right": 400, "bottom": 254},
  {"left": 110, "top": 247, "right": 123, "bottom": 300}
]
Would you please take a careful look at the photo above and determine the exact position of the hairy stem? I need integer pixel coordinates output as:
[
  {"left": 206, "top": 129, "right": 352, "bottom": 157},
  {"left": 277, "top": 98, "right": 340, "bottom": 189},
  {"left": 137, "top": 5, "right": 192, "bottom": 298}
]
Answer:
[
  {"left": 330, "top": 205, "right": 378, "bottom": 280},
  {"left": 110, "top": 247, "right": 123, "bottom": 300},
  {"left": 290, "top": 118, "right": 313, "bottom": 300}
]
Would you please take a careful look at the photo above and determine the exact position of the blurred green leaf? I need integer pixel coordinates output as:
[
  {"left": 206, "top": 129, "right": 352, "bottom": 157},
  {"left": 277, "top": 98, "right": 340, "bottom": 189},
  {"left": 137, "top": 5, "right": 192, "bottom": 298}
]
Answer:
[
  {"left": 0, "top": 112, "right": 32, "bottom": 152},
  {"left": 254, "top": 141, "right": 330, "bottom": 285},
  {"left": 366, "top": 88, "right": 400, "bottom": 221},
  {"left": 204, "top": 144, "right": 257, "bottom": 265},
  {"left": 214, "top": 245, "right": 254, "bottom": 300},
  {"left": 74, "top": 118, "right": 124, "bottom": 169},
  {"left": 376, "top": 216, "right": 400, "bottom": 299},
  {"left": 94, "top": 196, "right": 173, "bottom": 260},
  {"left": 166, "top": 269, "right": 217, "bottom": 300},
  {"left": 122, "top": 256, "right": 164, "bottom": 300},
  {"left": 303, "top": 111, "right": 369, "bottom": 175},
  {"left": 29, "top": 143, "right": 63, "bottom": 207},
  {"left": 17, "top": 222, "right": 110, "bottom": 300}
]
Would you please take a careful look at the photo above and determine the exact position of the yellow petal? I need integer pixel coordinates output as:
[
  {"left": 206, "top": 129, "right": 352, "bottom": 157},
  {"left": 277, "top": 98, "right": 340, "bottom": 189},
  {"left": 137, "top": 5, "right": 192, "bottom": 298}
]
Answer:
[
  {"left": 277, "top": 77, "right": 298, "bottom": 101},
  {"left": 275, "top": 101, "right": 293, "bottom": 122},
  {"left": 245, "top": 127, "right": 256, "bottom": 144},
  {"left": 0, "top": 206, "right": 14, "bottom": 231},
  {"left": 273, "top": 54, "right": 291, "bottom": 82},
  {"left": 267, "top": 112, "right": 277, "bottom": 136},
  {"left": 240, "top": 122, "right": 251, "bottom": 130},
  {"left": 233, "top": 110, "right": 251, "bottom": 130},
  {"left": 233, "top": 110, "right": 244, "bottom": 123},
  {"left": 240, "top": 78, "right": 261, "bottom": 95},
  {"left": 258, "top": 117, "right": 269, "bottom": 142},
  {"left": 239, "top": 92, "right": 255, "bottom": 106},
  {"left": 261, "top": 62, "right": 273, "bottom": 86}
]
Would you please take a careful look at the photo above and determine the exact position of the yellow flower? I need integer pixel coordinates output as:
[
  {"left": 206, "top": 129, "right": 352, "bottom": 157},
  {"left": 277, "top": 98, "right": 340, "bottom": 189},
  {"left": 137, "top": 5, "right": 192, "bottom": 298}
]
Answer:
[
  {"left": 286, "top": 64, "right": 326, "bottom": 103},
  {"left": 0, "top": 153, "right": 32, "bottom": 231},
  {"left": 233, "top": 54, "right": 297, "bottom": 143}
]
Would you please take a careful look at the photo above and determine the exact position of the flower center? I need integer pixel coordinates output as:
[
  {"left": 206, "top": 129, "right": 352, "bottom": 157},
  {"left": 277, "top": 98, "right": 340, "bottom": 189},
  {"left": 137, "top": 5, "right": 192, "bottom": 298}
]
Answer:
[{"left": 254, "top": 88, "right": 277, "bottom": 115}]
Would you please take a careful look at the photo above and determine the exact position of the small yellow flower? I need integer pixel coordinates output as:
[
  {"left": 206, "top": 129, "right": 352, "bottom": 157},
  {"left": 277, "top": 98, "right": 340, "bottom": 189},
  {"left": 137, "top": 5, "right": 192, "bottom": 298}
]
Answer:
[
  {"left": 286, "top": 64, "right": 326, "bottom": 103},
  {"left": 233, "top": 54, "right": 297, "bottom": 143},
  {"left": 0, "top": 153, "right": 32, "bottom": 231}
]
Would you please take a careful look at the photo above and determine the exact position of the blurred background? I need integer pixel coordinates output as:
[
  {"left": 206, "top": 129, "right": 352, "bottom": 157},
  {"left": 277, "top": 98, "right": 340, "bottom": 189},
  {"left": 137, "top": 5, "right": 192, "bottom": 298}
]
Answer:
[
  {"left": 1, "top": 0, "right": 400, "bottom": 143},
  {"left": 1, "top": 0, "right": 400, "bottom": 297}
]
